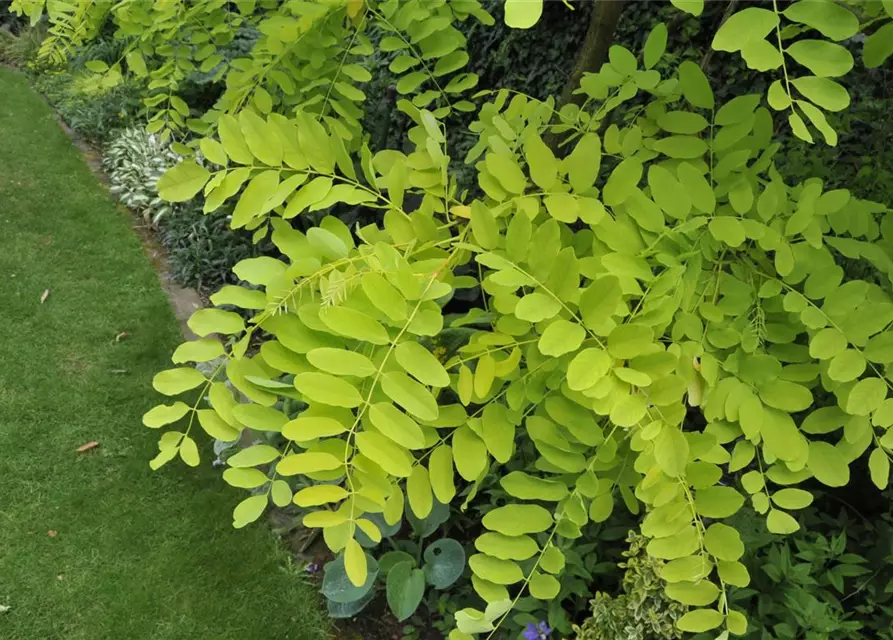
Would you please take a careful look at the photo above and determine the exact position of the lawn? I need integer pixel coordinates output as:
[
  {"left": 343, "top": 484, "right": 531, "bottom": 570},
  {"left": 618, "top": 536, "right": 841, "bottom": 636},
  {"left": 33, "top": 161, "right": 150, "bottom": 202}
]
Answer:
[{"left": 0, "top": 69, "right": 329, "bottom": 640}]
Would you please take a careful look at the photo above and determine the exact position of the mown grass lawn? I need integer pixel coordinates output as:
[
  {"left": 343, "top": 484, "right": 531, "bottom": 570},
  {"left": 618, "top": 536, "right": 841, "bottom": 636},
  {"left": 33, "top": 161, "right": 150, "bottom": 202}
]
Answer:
[{"left": 0, "top": 69, "right": 329, "bottom": 640}]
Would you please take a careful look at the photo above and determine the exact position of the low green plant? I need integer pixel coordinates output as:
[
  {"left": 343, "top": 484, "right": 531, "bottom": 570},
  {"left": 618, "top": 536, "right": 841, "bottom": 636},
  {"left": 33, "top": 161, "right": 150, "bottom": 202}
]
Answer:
[
  {"left": 573, "top": 532, "right": 685, "bottom": 640},
  {"left": 103, "top": 125, "right": 181, "bottom": 224}
]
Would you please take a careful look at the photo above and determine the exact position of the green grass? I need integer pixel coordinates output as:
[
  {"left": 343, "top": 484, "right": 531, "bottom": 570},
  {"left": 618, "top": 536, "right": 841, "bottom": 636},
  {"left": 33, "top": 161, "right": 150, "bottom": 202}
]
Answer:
[{"left": 0, "top": 69, "right": 330, "bottom": 640}]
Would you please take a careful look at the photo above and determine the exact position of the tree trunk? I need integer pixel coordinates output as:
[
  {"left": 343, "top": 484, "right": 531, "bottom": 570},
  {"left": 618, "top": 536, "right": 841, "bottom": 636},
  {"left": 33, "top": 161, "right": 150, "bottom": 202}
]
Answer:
[{"left": 558, "top": 0, "right": 627, "bottom": 108}]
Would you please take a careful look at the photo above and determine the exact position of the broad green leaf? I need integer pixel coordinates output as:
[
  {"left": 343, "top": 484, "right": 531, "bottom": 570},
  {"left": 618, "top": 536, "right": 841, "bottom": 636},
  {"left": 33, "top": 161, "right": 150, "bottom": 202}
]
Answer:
[
  {"left": 468, "top": 554, "right": 524, "bottom": 585},
  {"left": 529, "top": 572, "right": 560, "bottom": 599},
  {"left": 500, "top": 471, "right": 567, "bottom": 501},
  {"left": 187, "top": 308, "right": 244, "bottom": 337},
  {"left": 232, "top": 404, "right": 288, "bottom": 432},
  {"left": 643, "top": 23, "right": 668, "bottom": 69},
  {"left": 381, "top": 372, "right": 439, "bottom": 421},
  {"left": 369, "top": 402, "right": 426, "bottom": 449},
  {"left": 676, "top": 609, "right": 724, "bottom": 633},
  {"left": 515, "top": 292, "right": 561, "bottom": 322},
  {"left": 603, "top": 158, "right": 643, "bottom": 206},
  {"left": 767, "top": 508, "right": 800, "bottom": 534},
  {"left": 481, "top": 504, "right": 552, "bottom": 536},
  {"left": 579, "top": 276, "right": 622, "bottom": 329},
  {"left": 362, "top": 272, "right": 408, "bottom": 322},
  {"left": 538, "top": 319, "right": 585, "bottom": 357},
  {"left": 293, "top": 484, "right": 349, "bottom": 507},
  {"left": 485, "top": 153, "right": 526, "bottom": 194},
  {"left": 589, "top": 492, "right": 614, "bottom": 522},
  {"left": 695, "top": 486, "right": 744, "bottom": 518},
  {"left": 152, "top": 368, "right": 205, "bottom": 395},
  {"left": 760, "top": 381, "right": 812, "bottom": 412},
  {"left": 661, "top": 556, "right": 713, "bottom": 583},
  {"left": 869, "top": 448, "right": 890, "bottom": 490},
  {"left": 865, "top": 23, "right": 893, "bottom": 68},
  {"left": 142, "top": 402, "right": 190, "bottom": 428},
  {"left": 395, "top": 342, "right": 449, "bottom": 387},
  {"left": 567, "top": 348, "right": 613, "bottom": 391},
  {"left": 218, "top": 114, "right": 253, "bottom": 164},
  {"left": 232, "top": 170, "right": 280, "bottom": 228},
  {"left": 671, "top": 0, "right": 703, "bottom": 16},
  {"left": 475, "top": 532, "right": 538, "bottom": 561},
  {"left": 283, "top": 416, "right": 347, "bottom": 441},
  {"left": 471, "top": 201, "right": 499, "bottom": 249},
  {"left": 200, "top": 138, "right": 227, "bottom": 166},
  {"left": 712, "top": 8, "right": 778, "bottom": 52},
  {"left": 387, "top": 562, "right": 426, "bottom": 621},
  {"left": 771, "top": 488, "right": 813, "bottom": 510},
  {"left": 704, "top": 523, "right": 744, "bottom": 561},
  {"left": 429, "top": 445, "right": 456, "bottom": 503},
  {"left": 678, "top": 60, "right": 714, "bottom": 109},
  {"left": 610, "top": 394, "right": 648, "bottom": 427},
  {"left": 786, "top": 40, "right": 854, "bottom": 78},
  {"left": 653, "top": 136, "right": 708, "bottom": 159},
  {"left": 846, "top": 378, "right": 887, "bottom": 416},
  {"left": 809, "top": 328, "right": 847, "bottom": 359},
  {"left": 654, "top": 426, "right": 689, "bottom": 478},
  {"left": 452, "top": 426, "right": 488, "bottom": 481},
  {"left": 807, "top": 441, "right": 849, "bottom": 487},
  {"left": 171, "top": 338, "right": 225, "bottom": 364},
  {"left": 270, "top": 480, "right": 292, "bottom": 507},
  {"left": 407, "top": 466, "right": 433, "bottom": 518},
  {"left": 567, "top": 133, "right": 601, "bottom": 193},
  {"left": 524, "top": 133, "right": 557, "bottom": 190},
  {"left": 233, "top": 494, "right": 267, "bottom": 528},
  {"left": 784, "top": 0, "right": 858, "bottom": 41},
  {"left": 228, "top": 444, "right": 280, "bottom": 468},
  {"left": 232, "top": 257, "right": 287, "bottom": 286},
  {"left": 319, "top": 306, "right": 389, "bottom": 344},
  {"left": 481, "top": 403, "right": 515, "bottom": 463},
  {"left": 503, "top": 0, "right": 543, "bottom": 29},
  {"left": 223, "top": 467, "right": 268, "bottom": 489},
  {"left": 277, "top": 452, "right": 343, "bottom": 475},
  {"left": 355, "top": 431, "right": 413, "bottom": 477},
  {"left": 665, "top": 580, "right": 719, "bottom": 606},
  {"left": 607, "top": 323, "right": 654, "bottom": 359},
  {"left": 344, "top": 538, "right": 368, "bottom": 587},
  {"left": 827, "top": 349, "right": 866, "bottom": 382},
  {"left": 157, "top": 161, "right": 210, "bottom": 202},
  {"left": 294, "top": 372, "right": 363, "bottom": 408},
  {"left": 307, "top": 348, "right": 376, "bottom": 377}
]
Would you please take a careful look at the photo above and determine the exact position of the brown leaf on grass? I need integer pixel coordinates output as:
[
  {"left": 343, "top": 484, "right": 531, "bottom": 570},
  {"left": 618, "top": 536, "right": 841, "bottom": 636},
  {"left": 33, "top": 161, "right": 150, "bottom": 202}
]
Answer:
[
  {"left": 114, "top": 332, "right": 129, "bottom": 343},
  {"left": 47, "top": 530, "right": 58, "bottom": 538},
  {"left": 40, "top": 289, "right": 50, "bottom": 304},
  {"left": 76, "top": 441, "right": 100, "bottom": 453}
]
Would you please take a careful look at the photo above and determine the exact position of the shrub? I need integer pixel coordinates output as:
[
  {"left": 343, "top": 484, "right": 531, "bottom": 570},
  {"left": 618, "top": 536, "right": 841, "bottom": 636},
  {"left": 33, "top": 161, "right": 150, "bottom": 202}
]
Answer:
[{"left": 16, "top": 1, "right": 893, "bottom": 638}]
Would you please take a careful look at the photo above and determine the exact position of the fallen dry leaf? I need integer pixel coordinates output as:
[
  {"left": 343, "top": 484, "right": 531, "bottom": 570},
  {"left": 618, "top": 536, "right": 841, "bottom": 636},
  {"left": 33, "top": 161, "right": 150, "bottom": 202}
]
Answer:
[
  {"left": 76, "top": 441, "right": 100, "bottom": 453},
  {"left": 47, "top": 530, "right": 58, "bottom": 538},
  {"left": 56, "top": 575, "right": 64, "bottom": 581},
  {"left": 40, "top": 289, "right": 50, "bottom": 304},
  {"left": 114, "top": 331, "right": 129, "bottom": 343},
  {"left": 0, "top": 604, "right": 10, "bottom": 614}
]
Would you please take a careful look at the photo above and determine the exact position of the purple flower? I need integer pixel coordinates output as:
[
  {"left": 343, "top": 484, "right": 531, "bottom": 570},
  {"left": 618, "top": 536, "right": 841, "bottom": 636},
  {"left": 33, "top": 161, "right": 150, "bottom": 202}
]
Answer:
[
  {"left": 522, "top": 621, "right": 551, "bottom": 640},
  {"left": 304, "top": 562, "right": 320, "bottom": 574}
]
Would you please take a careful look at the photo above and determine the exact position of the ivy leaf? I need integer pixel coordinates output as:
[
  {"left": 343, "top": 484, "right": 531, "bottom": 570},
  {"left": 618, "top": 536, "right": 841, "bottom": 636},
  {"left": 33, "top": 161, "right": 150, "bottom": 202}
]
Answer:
[
  {"left": 423, "top": 538, "right": 465, "bottom": 589},
  {"left": 157, "top": 161, "right": 210, "bottom": 202}
]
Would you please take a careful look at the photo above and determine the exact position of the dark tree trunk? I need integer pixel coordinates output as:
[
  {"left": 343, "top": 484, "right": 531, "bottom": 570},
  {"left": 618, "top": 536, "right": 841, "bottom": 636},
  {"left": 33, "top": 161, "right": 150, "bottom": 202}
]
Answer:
[{"left": 558, "top": 0, "right": 628, "bottom": 108}]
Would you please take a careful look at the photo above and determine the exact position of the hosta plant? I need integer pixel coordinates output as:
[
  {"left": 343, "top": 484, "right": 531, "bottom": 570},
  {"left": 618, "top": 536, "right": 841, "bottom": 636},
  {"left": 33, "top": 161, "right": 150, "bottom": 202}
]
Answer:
[
  {"left": 103, "top": 125, "right": 182, "bottom": 224},
  {"left": 144, "top": 24, "right": 893, "bottom": 640}
]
